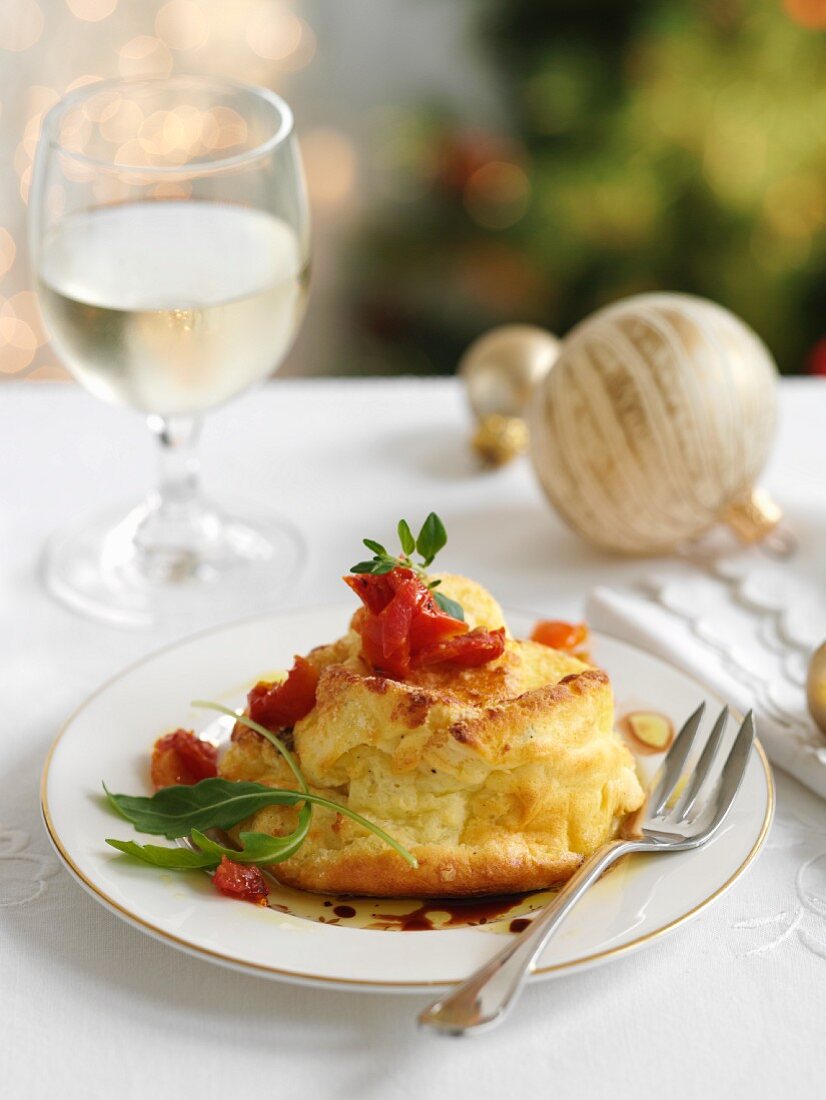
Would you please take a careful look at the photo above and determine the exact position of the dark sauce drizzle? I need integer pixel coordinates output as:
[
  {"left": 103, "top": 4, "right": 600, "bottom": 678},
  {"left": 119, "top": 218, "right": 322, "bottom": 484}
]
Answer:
[{"left": 313, "top": 892, "right": 547, "bottom": 932}]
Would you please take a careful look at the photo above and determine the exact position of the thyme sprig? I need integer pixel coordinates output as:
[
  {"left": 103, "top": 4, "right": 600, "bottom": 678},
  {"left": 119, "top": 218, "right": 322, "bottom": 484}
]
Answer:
[{"left": 349, "top": 512, "right": 464, "bottom": 621}]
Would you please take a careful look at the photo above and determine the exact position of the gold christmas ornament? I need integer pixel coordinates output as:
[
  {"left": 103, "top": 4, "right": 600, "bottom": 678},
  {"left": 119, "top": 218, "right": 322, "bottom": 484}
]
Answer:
[
  {"left": 460, "top": 324, "right": 560, "bottom": 421},
  {"left": 528, "top": 293, "right": 780, "bottom": 554},
  {"left": 806, "top": 641, "right": 826, "bottom": 737},
  {"left": 471, "top": 414, "right": 530, "bottom": 466}
]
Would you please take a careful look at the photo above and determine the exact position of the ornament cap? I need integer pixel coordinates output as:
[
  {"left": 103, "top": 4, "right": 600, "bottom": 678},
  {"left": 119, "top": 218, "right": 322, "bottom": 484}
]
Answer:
[
  {"left": 722, "top": 488, "right": 782, "bottom": 543},
  {"left": 471, "top": 414, "right": 529, "bottom": 466}
]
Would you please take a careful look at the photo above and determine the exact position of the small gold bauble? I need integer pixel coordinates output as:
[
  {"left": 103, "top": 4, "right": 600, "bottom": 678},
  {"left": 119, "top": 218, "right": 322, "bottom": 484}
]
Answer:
[
  {"left": 472, "top": 414, "right": 529, "bottom": 466},
  {"left": 528, "top": 293, "right": 780, "bottom": 554},
  {"left": 460, "top": 324, "right": 560, "bottom": 422},
  {"left": 807, "top": 641, "right": 826, "bottom": 737}
]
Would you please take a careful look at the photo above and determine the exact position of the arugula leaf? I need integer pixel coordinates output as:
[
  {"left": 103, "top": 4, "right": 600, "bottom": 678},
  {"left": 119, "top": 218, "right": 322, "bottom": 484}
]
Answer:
[
  {"left": 190, "top": 810, "right": 311, "bottom": 865},
  {"left": 416, "top": 512, "right": 447, "bottom": 566},
  {"left": 397, "top": 519, "right": 415, "bottom": 556},
  {"left": 107, "top": 799, "right": 313, "bottom": 873},
  {"left": 106, "top": 839, "right": 218, "bottom": 869},
  {"left": 191, "top": 701, "right": 306, "bottom": 792},
  {"left": 104, "top": 778, "right": 305, "bottom": 840},
  {"left": 103, "top": 778, "right": 418, "bottom": 866},
  {"left": 433, "top": 591, "right": 465, "bottom": 621}
]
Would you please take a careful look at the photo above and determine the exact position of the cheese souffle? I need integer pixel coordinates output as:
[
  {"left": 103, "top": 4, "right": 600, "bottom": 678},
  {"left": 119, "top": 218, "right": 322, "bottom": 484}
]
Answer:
[{"left": 220, "top": 546, "right": 644, "bottom": 897}]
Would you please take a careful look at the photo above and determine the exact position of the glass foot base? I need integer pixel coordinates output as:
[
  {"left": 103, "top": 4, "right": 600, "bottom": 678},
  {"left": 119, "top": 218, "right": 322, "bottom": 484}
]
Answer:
[{"left": 42, "top": 497, "right": 305, "bottom": 629}]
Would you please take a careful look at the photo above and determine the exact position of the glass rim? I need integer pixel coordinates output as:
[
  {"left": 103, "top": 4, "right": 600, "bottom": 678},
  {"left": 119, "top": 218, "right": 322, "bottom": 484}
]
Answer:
[{"left": 40, "top": 73, "right": 295, "bottom": 177}]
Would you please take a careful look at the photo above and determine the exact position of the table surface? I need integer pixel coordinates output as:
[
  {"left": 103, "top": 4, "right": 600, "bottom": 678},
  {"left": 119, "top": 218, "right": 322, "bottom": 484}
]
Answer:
[{"left": 4, "top": 378, "right": 826, "bottom": 1100}]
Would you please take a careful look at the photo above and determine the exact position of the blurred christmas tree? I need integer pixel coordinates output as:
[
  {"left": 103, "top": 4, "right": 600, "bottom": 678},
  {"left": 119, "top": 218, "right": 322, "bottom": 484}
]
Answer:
[{"left": 346, "top": 0, "right": 826, "bottom": 375}]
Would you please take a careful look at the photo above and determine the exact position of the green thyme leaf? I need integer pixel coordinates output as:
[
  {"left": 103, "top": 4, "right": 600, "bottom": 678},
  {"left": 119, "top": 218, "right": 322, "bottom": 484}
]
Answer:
[
  {"left": 433, "top": 591, "right": 465, "bottom": 621},
  {"left": 106, "top": 839, "right": 218, "bottom": 869},
  {"left": 397, "top": 519, "right": 415, "bottom": 556},
  {"left": 349, "top": 513, "right": 464, "bottom": 620},
  {"left": 350, "top": 560, "right": 379, "bottom": 573},
  {"left": 416, "top": 512, "right": 447, "bottom": 566},
  {"left": 363, "top": 538, "right": 387, "bottom": 556}
]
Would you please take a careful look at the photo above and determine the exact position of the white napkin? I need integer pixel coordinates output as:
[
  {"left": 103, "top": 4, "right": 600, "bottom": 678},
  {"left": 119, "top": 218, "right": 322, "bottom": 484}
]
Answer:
[{"left": 586, "top": 528, "right": 826, "bottom": 800}]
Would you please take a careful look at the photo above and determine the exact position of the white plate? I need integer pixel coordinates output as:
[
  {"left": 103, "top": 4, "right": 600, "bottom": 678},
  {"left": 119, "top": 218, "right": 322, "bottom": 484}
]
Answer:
[{"left": 42, "top": 607, "right": 773, "bottom": 992}]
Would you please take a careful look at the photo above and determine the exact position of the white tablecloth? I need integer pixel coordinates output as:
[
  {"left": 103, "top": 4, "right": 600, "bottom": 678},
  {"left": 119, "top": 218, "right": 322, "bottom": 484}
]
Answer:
[{"left": 4, "top": 378, "right": 826, "bottom": 1099}]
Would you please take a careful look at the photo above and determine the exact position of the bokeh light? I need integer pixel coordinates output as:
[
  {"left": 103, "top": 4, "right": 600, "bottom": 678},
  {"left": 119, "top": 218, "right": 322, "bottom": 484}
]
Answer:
[
  {"left": 246, "top": 2, "right": 302, "bottom": 60},
  {"left": 301, "top": 129, "right": 357, "bottom": 207},
  {"left": 0, "top": 0, "right": 44, "bottom": 52},
  {"left": 19, "top": 168, "right": 33, "bottom": 205},
  {"left": 0, "top": 298, "right": 38, "bottom": 375},
  {"left": 245, "top": 2, "right": 315, "bottom": 70},
  {"left": 25, "top": 362, "right": 71, "bottom": 382},
  {"left": 64, "top": 74, "right": 103, "bottom": 94},
  {"left": 117, "top": 36, "right": 173, "bottom": 78},
  {"left": 66, "top": 0, "right": 118, "bottom": 22},
  {"left": 100, "top": 98, "right": 145, "bottom": 144},
  {"left": 201, "top": 106, "right": 248, "bottom": 151},
  {"left": 784, "top": 0, "right": 826, "bottom": 29},
  {"left": 0, "top": 229, "right": 16, "bottom": 277},
  {"left": 155, "top": 0, "right": 209, "bottom": 52},
  {"left": 7, "top": 292, "right": 48, "bottom": 347},
  {"left": 151, "top": 180, "right": 194, "bottom": 200},
  {"left": 464, "top": 161, "right": 530, "bottom": 229}
]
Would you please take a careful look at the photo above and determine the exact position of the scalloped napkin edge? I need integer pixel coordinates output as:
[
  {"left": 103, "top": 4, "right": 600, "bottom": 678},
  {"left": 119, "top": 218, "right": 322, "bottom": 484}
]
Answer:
[{"left": 587, "top": 585, "right": 826, "bottom": 801}]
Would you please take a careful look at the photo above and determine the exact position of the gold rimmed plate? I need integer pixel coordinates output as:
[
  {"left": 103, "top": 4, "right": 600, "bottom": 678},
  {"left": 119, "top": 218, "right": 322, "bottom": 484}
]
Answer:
[{"left": 41, "top": 606, "right": 773, "bottom": 992}]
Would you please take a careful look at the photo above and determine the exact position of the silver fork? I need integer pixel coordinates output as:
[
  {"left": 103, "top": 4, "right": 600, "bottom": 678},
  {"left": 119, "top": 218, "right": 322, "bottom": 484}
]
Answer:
[{"left": 418, "top": 703, "right": 755, "bottom": 1037}]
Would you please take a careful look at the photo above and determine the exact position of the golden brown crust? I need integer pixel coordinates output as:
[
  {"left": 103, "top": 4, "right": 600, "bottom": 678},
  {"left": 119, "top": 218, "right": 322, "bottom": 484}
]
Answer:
[
  {"left": 219, "top": 574, "right": 645, "bottom": 897},
  {"left": 270, "top": 840, "right": 583, "bottom": 897}
]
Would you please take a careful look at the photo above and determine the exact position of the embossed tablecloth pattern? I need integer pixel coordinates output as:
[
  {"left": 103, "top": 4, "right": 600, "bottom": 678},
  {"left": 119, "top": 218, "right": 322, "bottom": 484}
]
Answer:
[{"left": 3, "top": 379, "right": 825, "bottom": 1100}]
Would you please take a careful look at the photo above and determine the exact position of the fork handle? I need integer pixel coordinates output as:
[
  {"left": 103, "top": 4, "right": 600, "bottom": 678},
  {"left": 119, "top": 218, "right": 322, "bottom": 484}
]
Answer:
[{"left": 418, "top": 839, "right": 636, "bottom": 1036}]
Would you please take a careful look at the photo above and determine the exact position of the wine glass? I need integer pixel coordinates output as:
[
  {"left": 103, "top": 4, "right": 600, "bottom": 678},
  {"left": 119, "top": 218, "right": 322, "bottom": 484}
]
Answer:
[{"left": 29, "top": 75, "right": 311, "bottom": 628}]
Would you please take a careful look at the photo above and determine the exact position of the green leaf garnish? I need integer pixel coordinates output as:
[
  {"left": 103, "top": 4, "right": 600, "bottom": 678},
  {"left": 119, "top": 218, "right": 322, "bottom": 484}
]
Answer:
[
  {"left": 103, "top": 778, "right": 303, "bottom": 840},
  {"left": 190, "top": 806, "right": 312, "bottom": 865},
  {"left": 106, "top": 839, "right": 218, "bottom": 868},
  {"left": 349, "top": 513, "right": 464, "bottom": 620},
  {"left": 350, "top": 560, "right": 379, "bottom": 574},
  {"left": 433, "top": 591, "right": 465, "bottom": 621},
  {"left": 397, "top": 519, "right": 415, "bottom": 556},
  {"left": 191, "top": 700, "right": 306, "bottom": 792},
  {"left": 363, "top": 538, "right": 387, "bottom": 556},
  {"left": 107, "top": 801, "right": 314, "bottom": 872},
  {"left": 416, "top": 512, "right": 447, "bottom": 567},
  {"left": 104, "top": 778, "right": 417, "bottom": 867}
]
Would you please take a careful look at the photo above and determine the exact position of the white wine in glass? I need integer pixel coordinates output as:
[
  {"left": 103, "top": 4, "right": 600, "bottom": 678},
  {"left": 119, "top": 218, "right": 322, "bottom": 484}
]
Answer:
[{"left": 30, "top": 76, "right": 311, "bottom": 627}]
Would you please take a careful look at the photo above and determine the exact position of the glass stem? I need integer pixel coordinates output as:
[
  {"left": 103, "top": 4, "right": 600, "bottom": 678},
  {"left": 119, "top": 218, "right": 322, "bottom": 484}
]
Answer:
[
  {"left": 132, "top": 415, "right": 209, "bottom": 582},
  {"left": 148, "top": 413, "right": 203, "bottom": 518}
]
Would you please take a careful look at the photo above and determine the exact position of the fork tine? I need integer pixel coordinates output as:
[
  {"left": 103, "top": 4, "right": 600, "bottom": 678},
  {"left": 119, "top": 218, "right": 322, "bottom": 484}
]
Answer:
[
  {"left": 650, "top": 701, "right": 706, "bottom": 815},
  {"left": 672, "top": 706, "right": 729, "bottom": 823},
  {"left": 700, "top": 711, "right": 755, "bottom": 838}
]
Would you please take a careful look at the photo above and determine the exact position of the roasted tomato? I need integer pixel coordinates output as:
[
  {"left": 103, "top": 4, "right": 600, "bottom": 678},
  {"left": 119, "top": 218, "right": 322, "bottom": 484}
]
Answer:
[
  {"left": 212, "top": 856, "right": 269, "bottom": 904},
  {"left": 150, "top": 729, "right": 218, "bottom": 789},
  {"left": 413, "top": 626, "right": 506, "bottom": 669},
  {"left": 247, "top": 655, "right": 319, "bottom": 732},
  {"left": 531, "top": 620, "right": 589, "bottom": 655},
  {"left": 345, "top": 568, "right": 504, "bottom": 677}
]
